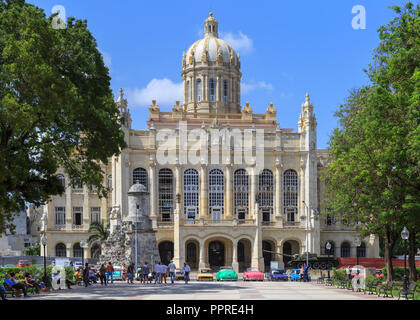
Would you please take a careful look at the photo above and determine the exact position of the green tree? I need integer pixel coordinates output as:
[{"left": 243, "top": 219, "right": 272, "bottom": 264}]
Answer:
[
  {"left": 87, "top": 220, "right": 110, "bottom": 246},
  {"left": 23, "top": 243, "right": 40, "bottom": 256},
  {"left": 0, "top": 0, "right": 126, "bottom": 234},
  {"left": 323, "top": 3, "right": 420, "bottom": 282}
]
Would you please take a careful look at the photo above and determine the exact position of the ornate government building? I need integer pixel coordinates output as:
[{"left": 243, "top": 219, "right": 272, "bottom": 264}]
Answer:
[{"left": 41, "top": 13, "right": 379, "bottom": 271}]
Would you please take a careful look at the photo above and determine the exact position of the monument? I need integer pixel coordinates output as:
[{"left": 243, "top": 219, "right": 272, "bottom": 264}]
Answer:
[{"left": 98, "top": 182, "right": 160, "bottom": 268}]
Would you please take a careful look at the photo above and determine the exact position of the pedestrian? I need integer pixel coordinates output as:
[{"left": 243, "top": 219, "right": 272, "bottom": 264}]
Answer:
[
  {"left": 127, "top": 263, "right": 134, "bottom": 284},
  {"left": 154, "top": 261, "right": 162, "bottom": 284},
  {"left": 99, "top": 264, "right": 107, "bottom": 286},
  {"left": 141, "top": 262, "right": 150, "bottom": 284},
  {"left": 303, "top": 263, "right": 309, "bottom": 282},
  {"left": 24, "top": 273, "right": 40, "bottom": 294},
  {"left": 106, "top": 262, "right": 114, "bottom": 284},
  {"left": 161, "top": 262, "right": 168, "bottom": 284},
  {"left": 168, "top": 260, "right": 176, "bottom": 284},
  {"left": 182, "top": 262, "right": 191, "bottom": 284},
  {"left": 346, "top": 266, "right": 351, "bottom": 281},
  {"left": 300, "top": 266, "right": 304, "bottom": 281},
  {"left": 5, "top": 273, "right": 28, "bottom": 297},
  {"left": 121, "top": 263, "right": 127, "bottom": 282},
  {"left": 83, "top": 263, "right": 90, "bottom": 287}
]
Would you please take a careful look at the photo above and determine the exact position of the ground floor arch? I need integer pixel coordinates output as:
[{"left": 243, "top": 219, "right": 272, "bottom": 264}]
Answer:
[
  {"left": 282, "top": 240, "right": 300, "bottom": 267},
  {"left": 208, "top": 240, "right": 225, "bottom": 268},
  {"left": 237, "top": 238, "right": 252, "bottom": 272},
  {"left": 185, "top": 240, "right": 199, "bottom": 269},
  {"left": 159, "top": 241, "right": 174, "bottom": 265},
  {"left": 262, "top": 240, "right": 276, "bottom": 272}
]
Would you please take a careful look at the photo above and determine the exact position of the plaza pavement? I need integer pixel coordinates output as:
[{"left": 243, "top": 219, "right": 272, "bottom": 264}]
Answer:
[{"left": 13, "top": 280, "right": 392, "bottom": 300}]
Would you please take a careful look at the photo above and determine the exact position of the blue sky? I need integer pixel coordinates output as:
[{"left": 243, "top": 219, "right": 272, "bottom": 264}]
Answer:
[{"left": 30, "top": 0, "right": 408, "bottom": 149}]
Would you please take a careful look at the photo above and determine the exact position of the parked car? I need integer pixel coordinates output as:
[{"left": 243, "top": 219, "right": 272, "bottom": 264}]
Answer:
[
  {"left": 175, "top": 268, "right": 184, "bottom": 280},
  {"left": 17, "top": 260, "right": 31, "bottom": 267},
  {"left": 216, "top": 266, "right": 238, "bottom": 281},
  {"left": 197, "top": 268, "right": 214, "bottom": 281},
  {"left": 243, "top": 268, "right": 264, "bottom": 281},
  {"left": 375, "top": 269, "right": 384, "bottom": 279},
  {"left": 289, "top": 268, "right": 311, "bottom": 281},
  {"left": 73, "top": 261, "right": 83, "bottom": 270},
  {"left": 266, "top": 268, "right": 289, "bottom": 281}
]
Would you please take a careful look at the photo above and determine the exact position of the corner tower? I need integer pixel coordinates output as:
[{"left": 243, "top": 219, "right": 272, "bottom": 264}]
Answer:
[{"left": 181, "top": 13, "right": 242, "bottom": 114}]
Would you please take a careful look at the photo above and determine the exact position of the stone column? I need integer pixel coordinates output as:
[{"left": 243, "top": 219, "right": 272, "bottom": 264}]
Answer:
[
  {"left": 225, "top": 164, "right": 233, "bottom": 219},
  {"left": 149, "top": 163, "right": 157, "bottom": 228},
  {"left": 83, "top": 247, "right": 89, "bottom": 259},
  {"left": 83, "top": 185, "right": 89, "bottom": 228},
  {"left": 250, "top": 168, "right": 257, "bottom": 218},
  {"left": 66, "top": 244, "right": 71, "bottom": 258},
  {"left": 173, "top": 207, "right": 182, "bottom": 268},
  {"left": 199, "top": 240, "right": 206, "bottom": 269},
  {"left": 65, "top": 182, "right": 72, "bottom": 230},
  {"left": 200, "top": 164, "right": 208, "bottom": 219},
  {"left": 183, "top": 76, "right": 187, "bottom": 104},
  {"left": 251, "top": 203, "right": 263, "bottom": 270},
  {"left": 232, "top": 240, "right": 239, "bottom": 273},
  {"left": 175, "top": 165, "right": 182, "bottom": 219},
  {"left": 275, "top": 165, "right": 282, "bottom": 221}
]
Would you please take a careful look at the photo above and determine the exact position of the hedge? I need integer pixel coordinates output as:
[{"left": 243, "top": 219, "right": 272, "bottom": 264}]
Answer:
[
  {"left": 381, "top": 267, "right": 420, "bottom": 280},
  {"left": 0, "top": 266, "right": 75, "bottom": 287}
]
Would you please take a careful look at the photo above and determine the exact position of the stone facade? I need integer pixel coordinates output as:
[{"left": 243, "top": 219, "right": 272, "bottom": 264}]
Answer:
[{"left": 40, "top": 13, "right": 380, "bottom": 272}]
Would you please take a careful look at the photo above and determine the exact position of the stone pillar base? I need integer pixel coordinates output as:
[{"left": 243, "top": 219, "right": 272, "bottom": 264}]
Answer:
[
  {"left": 232, "top": 261, "right": 239, "bottom": 273},
  {"left": 199, "top": 261, "right": 206, "bottom": 269}
]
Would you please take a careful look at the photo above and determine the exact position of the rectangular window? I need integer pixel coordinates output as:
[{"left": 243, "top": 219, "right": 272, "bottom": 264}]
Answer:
[
  {"left": 55, "top": 207, "right": 65, "bottom": 225},
  {"left": 223, "top": 80, "right": 228, "bottom": 102},
  {"left": 73, "top": 207, "right": 83, "bottom": 225},
  {"left": 91, "top": 207, "right": 101, "bottom": 223}
]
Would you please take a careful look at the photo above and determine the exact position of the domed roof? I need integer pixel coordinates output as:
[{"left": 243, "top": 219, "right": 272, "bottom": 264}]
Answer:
[
  {"left": 184, "top": 13, "right": 240, "bottom": 69},
  {"left": 128, "top": 182, "right": 147, "bottom": 193}
]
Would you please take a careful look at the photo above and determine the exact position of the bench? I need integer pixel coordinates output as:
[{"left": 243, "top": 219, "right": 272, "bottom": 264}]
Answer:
[
  {"left": 378, "top": 281, "right": 394, "bottom": 298},
  {"left": 3, "top": 282, "right": 22, "bottom": 298},
  {"left": 398, "top": 283, "right": 417, "bottom": 300},
  {"left": 364, "top": 279, "right": 379, "bottom": 295},
  {"left": 325, "top": 276, "right": 334, "bottom": 286},
  {"left": 316, "top": 276, "right": 325, "bottom": 284}
]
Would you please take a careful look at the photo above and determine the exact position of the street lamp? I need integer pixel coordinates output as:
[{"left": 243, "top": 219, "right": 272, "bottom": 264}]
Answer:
[
  {"left": 41, "top": 235, "right": 48, "bottom": 286},
  {"left": 401, "top": 226, "right": 409, "bottom": 293},
  {"left": 326, "top": 242, "right": 332, "bottom": 280},
  {"left": 354, "top": 237, "right": 361, "bottom": 266},
  {"left": 80, "top": 240, "right": 86, "bottom": 267}
]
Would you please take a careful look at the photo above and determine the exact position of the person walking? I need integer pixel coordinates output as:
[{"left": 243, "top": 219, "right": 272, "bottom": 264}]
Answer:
[
  {"left": 127, "top": 263, "right": 135, "bottom": 284},
  {"left": 121, "top": 263, "right": 127, "bottom": 282},
  {"left": 83, "top": 263, "right": 90, "bottom": 287},
  {"left": 182, "top": 262, "right": 191, "bottom": 284},
  {"left": 106, "top": 262, "right": 114, "bottom": 284},
  {"left": 99, "top": 264, "right": 107, "bottom": 286},
  {"left": 161, "top": 262, "right": 168, "bottom": 284},
  {"left": 346, "top": 266, "right": 351, "bottom": 281},
  {"left": 154, "top": 262, "right": 162, "bottom": 284},
  {"left": 141, "top": 262, "right": 150, "bottom": 284},
  {"left": 168, "top": 260, "right": 176, "bottom": 284},
  {"left": 303, "top": 263, "right": 309, "bottom": 282}
]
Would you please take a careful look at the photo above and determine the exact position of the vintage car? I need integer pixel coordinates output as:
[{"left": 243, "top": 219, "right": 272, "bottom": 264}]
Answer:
[
  {"left": 289, "top": 268, "right": 311, "bottom": 281},
  {"left": 243, "top": 268, "right": 264, "bottom": 281},
  {"left": 175, "top": 268, "right": 184, "bottom": 280},
  {"left": 216, "top": 266, "right": 238, "bottom": 281},
  {"left": 197, "top": 268, "right": 214, "bottom": 281},
  {"left": 17, "top": 260, "right": 31, "bottom": 267},
  {"left": 266, "top": 268, "right": 289, "bottom": 281}
]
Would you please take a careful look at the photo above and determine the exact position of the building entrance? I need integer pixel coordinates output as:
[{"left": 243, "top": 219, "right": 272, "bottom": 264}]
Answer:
[{"left": 208, "top": 241, "right": 225, "bottom": 269}]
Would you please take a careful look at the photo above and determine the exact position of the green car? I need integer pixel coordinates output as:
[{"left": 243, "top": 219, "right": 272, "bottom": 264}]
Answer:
[{"left": 216, "top": 266, "right": 238, "bottom": 281}]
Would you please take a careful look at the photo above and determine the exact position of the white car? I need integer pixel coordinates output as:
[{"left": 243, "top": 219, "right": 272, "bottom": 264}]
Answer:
[{"left": 73, "top": 261, "right": 84, "bottom": 270}]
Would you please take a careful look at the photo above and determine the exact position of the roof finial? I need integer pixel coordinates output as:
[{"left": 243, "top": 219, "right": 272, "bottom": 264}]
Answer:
[
  {"left": 305, "top": 92, "right": 310, "bottom": 103},
  {"left": 118, "top": 88, "right": 124, "bottom": 100},
  {"left": 209, "top": 12, "right": 213, "bottom": 17}
]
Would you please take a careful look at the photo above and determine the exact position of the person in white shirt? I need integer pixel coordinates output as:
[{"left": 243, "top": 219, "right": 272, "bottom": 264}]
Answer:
[
  {"left": 182, "top": 262, "right": 191, "bottom": 284},
  {"left": 154, "top": 262, "right": 161, "bottom": 284},
  {"left": 168, "top": 261, "right": 176, "bottom": 284}
]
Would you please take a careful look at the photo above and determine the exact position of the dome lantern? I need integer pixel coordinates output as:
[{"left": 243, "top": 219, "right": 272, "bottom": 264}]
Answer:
[{"left": 204, "top": 12, "right": 218, "bottom": 38}]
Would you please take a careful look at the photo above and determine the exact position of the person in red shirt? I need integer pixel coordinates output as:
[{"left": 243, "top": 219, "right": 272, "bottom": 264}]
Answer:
[{"left": 106, "top": 262, "right": 114, "bottom": 284}]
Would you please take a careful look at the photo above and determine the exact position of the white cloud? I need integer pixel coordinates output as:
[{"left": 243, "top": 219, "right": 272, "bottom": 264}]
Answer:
[
  {"left": 220, "top": 32, "right": 253, "bottom": 54},
  {"left": 100, "top": 50, "right": 112, "bottom": 70},
  {"left": 126, "top": 78, "right": 183, "bottom": 107},
  {"left": 241, "top": 81, "right": 273, "bottom": 94}
]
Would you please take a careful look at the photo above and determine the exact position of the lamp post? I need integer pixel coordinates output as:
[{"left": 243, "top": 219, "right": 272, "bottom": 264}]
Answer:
[
  {"left": 401, "top": 226, "right": 409, "bottom": 293},
  {"left": 354, "top": 237, "right": 361, "bottom": 266},
  {"left": 41, "top": 235, "right": 48, "bottom": 285},
  {"left": 326, "top": 242, "right": 332, "bottom": 280},
  {"left": 80, "top": 240, "right": 86, "bottom": 267},
  {"left": 302, "top": 201, "right": 309, "bottom": 268}
]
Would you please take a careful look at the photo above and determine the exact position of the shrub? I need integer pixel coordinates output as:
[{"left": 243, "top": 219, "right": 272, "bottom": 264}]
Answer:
[
  {"left": 333, "top": 268, "right": 346, "bottom": 280},
  {"left": 382, "top": 267, "right": 420, "bottom": 280}
]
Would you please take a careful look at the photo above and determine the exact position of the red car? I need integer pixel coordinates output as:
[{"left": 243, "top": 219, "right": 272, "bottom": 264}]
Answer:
[
  {"left": 243, "top": 268, "right": 264, "bottom": 281},
  {"left": 17, "top": 260, "right": 31, "bottom": 267}
]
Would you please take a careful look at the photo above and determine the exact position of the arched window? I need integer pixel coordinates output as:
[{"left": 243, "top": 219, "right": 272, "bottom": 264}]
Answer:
[
  {"left": 73, "top": 243, "right": 83, "bottom": 258},
  {"left": 234, "top": 169, "right": 249, "bottom": 219},
  {"left": 324, "top": 241, "right": 335, "bottom": 256},
  {"left": 132, "top": 168, "right": 148, "bottom": 191},
  {"left": 107, "top": 174, "right": 112, "bottom": 189},
  {"left": 57, "top": 174, "right": 65, "bottom": 187},
  {"left": 341, "top": 242, "right": 350, "bottom": 257},
  {"left": 258, "top": 169, "right": 273, "bottom": 222},
  {"left": 186, "top": 81, "right": 190, "bottom": 102},
  {"left": 196, "top": 79, "right": 202, "bottom": 102},
  {"left": 184, "top": 169, "right": 199, "bottom": 219},
  {"left": 283, "top": 169, "right": 298, "bottom": 223},
  {"left": 357, "top": 242, "right": 366, "bottom": 258},
  {"left": 159, "top": 168, "right": 173, "bottom": 221},
  {"left": 55, "top": 243, "right": 66, "bottom": 257},
  {"left": 209, "top": 169, "right": 224, "bottom": 219},
  {"left": 223, "top": 80, "right": 228, "bottom": 102},
  {"left": 209, "top": 78, "right": 215, "bottom": 101}
]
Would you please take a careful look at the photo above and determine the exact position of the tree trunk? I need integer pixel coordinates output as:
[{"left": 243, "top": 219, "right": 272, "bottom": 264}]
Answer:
[
  {"left": 384, "top": 228, "right": 395, "bottom": 282},
  {"left": 408, "top": 229, "right": 417, "bottom": 283}
]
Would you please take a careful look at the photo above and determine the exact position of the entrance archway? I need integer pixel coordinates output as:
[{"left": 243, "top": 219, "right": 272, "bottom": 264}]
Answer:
[
  {"left": 208, "top": 241, "right": 225, "bottom": 269},
  {"left": 283, "top": 240, "right": 300, "bottom": 268},
  {"left": 159, "top": 241, "right": 174, "bottom": 265},
  {"left": 185, "top": 241, "right": 198, "bottom": 269},
  {"left": 238, "top": 239, "right": 251, "bottom": 272},
  {"left": 262, "top": 240, "right": 274, "bottom": 272}
]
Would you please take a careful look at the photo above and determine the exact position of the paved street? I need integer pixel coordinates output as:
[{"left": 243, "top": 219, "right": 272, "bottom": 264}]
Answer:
[{"left": 14, "top": 281, "right": 389, "bottom": 300}]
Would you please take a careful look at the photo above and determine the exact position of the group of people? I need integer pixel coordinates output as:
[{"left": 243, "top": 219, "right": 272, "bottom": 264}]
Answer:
[{"left": 1, "top": 272, "right": 45, "bottom": 300}]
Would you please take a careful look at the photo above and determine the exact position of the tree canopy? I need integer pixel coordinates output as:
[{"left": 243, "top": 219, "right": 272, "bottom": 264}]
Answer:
[
  {"left": 323, "top": 2, "right": 419, "bottom": 281},
  {"left": 0, "top": 0, "right": 126, "bottom": 234}
]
